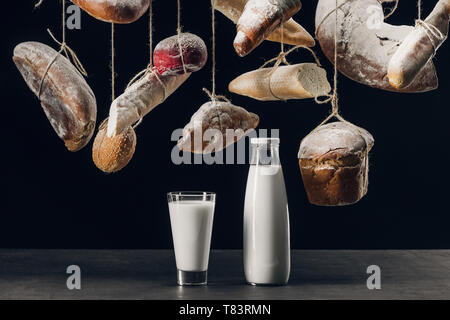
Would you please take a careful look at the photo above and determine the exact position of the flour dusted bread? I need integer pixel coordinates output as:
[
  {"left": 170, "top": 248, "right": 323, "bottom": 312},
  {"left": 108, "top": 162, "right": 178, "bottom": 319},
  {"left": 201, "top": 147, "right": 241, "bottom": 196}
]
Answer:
[
  {"left": 229, "top": 63, "right": 331, "bottom": 101},
  {"left": 234, "top": 0, "right": 303, "bottom": 56},
  {"left": 298, "top": 122, "right": 374, "bottom": 206},
  {"left": 213, "top": 0, "right": 314, "bottom": 48},
  {"left": 13, "top": 42, "right": 96, "bottom": 152},
  {"left": 93, "top": 119, "right": 136, "bottom": 173},
  {"left": 177, "top": 101, "right": 259, "bottom": 154},
  {"left": 71, "top": 0, "right": 150, "bottom": 23},
  {"left": 388, "top": 0, "right": 450, "bottom": 89},
  {"left": 107, "top": 71, "right": 190, "bottom": 137},
  {"left": 316, "top": 0, "right": 438, "bottom": 92}
]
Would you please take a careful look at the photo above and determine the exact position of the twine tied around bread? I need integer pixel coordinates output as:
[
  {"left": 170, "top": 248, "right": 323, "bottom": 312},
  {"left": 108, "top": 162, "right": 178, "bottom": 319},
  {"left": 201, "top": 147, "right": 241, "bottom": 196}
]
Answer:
[
  {"left": 415, "top": 0, "right": 446, "bottom": 56},
  {"left": 37, "top": 0, "right": 88, "bottom": 100},
  {"left": 304, "top": 0, "right": 372, "bottom": 189},
  {"left": 203, "top": 2, "right": 231, "bottom": 108}
]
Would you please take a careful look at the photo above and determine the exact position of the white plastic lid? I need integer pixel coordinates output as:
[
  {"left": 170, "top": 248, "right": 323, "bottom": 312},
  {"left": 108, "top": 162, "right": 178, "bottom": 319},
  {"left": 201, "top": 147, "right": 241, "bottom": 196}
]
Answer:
[{"left": 250, "top": 138, "right": 280, "bottom": 145}]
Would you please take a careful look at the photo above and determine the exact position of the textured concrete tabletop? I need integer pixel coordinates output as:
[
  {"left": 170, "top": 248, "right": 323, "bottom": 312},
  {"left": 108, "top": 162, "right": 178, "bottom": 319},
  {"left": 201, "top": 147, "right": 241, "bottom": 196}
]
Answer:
[{"left": 0, "top": 250, "right": 449, "bottom": 300}]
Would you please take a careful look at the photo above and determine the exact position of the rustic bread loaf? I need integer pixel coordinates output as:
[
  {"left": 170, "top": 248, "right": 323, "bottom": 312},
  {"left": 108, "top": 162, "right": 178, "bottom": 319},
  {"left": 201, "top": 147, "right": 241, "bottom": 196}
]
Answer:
[
  {"left": 234, "top": 0, "right": 303, "bottom": 56},
  {"left": 213, "top": 0, "right": 314, "bottom": 48},
  {"left": 71, "top": 0, "right": 150, "bottom": 24},
  {"left": 177, "top": 101, "right": 259, "bottom": 154},
  {"left": 13, "top": 42, "right": 97, "bottom": 152},
  {"left": 92, "top": 119, "right": 136, "bottom": 173},
  {"left": 298, "top": 122, "right": 374, "bottom": 206},
  {"left": 229, "top": 63, "right": 331, "bottom": 101},
  {"left": 315, "top": 0, "right": 438, "bottom": 92}
]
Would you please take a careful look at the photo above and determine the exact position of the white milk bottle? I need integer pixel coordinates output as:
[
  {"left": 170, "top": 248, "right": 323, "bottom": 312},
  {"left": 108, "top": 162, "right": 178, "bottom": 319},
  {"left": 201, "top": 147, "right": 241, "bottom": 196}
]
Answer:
[{"left": 243, "top": 138, "right": 290, "bottom": 285}]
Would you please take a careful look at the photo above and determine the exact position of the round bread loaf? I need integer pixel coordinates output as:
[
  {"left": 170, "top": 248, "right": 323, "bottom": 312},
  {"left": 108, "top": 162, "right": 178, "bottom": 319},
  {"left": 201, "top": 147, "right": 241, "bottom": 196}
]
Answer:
[{"left": 298, "top": 122, "right": 374, "bottom": 206}]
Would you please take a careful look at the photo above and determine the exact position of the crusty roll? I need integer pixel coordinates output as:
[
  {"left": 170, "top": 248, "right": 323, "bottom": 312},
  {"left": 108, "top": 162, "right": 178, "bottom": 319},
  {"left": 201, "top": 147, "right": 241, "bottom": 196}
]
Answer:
[
  {"left": 229, "top": 63, "right": 331, "bottom": 101},
  {"left": 298, "top": 122, "right": 374, "bottom": 206},
  {"left": 92, "top": 119, "right": 136, "bottom": 173},
  {"left": 213, "top": 0, "right": 314, "bottom": 47},
  {"left": 388, "top": 0, "right": 450, "bottom": 89},
  {"left": 234, "top": 0, "right": 303, "bottom": 56},
  {"left": 177, "top": 101, "right": 259, "bottom": 154},
  {"left": 72, "top": 0, "right": 150, "bottom": 24},
  {"left": 13, "top": 42, "right": 97, "bottom": 152}
]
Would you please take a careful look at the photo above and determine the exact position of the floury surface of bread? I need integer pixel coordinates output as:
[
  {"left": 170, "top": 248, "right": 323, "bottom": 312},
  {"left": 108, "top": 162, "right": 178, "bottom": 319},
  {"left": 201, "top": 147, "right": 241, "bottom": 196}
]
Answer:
[
  {"left": 178, "top": 101, "right": 259, "bottom": 154},
  {"left": 13, "top": 41, "right": 97, "bottom": 152}
]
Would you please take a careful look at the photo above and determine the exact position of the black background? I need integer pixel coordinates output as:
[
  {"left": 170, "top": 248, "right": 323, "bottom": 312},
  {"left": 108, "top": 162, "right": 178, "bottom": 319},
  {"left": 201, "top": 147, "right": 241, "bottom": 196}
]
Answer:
[{"left": 0, "top": 0, "right": 448, "bottom": 249}]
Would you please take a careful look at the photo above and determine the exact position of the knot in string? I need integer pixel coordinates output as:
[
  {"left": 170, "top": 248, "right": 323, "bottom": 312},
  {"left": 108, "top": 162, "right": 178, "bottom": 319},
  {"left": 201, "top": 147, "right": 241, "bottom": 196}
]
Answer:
[
  {"left": 202, "top": 88, "right": 231, "bottom": 105},
  {"left": 415, "top": 19, "right": 446, "bottom": 54}
]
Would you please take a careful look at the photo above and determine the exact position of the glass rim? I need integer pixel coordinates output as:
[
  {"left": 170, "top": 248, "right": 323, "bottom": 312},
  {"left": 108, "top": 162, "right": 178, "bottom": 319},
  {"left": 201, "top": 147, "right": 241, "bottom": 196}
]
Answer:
[
  {"left": 250, "top": 137, "right": 280, "bottom": 145},
  {"left": 167, "top": 191, "right": 216, "bottom": 197}
]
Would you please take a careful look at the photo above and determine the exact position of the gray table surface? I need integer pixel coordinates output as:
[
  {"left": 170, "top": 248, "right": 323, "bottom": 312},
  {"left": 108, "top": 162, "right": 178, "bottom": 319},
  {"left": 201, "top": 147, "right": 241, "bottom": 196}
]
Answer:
[{"left": 0, "top": 250, "right": 449, "bottom": 300}]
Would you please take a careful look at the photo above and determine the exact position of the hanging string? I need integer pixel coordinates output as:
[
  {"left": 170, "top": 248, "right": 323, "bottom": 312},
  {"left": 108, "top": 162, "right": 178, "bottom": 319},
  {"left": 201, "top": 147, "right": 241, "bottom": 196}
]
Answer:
[
  {"left": 111, "top": 23, "right": 115, "bottom": 101},
  {"left": 384, "top": 0, "right": 399, "bottom": 19},
  {"left": 176, "top": 0, "right": 188, "bottom": 74},
  {"left": 418, "top": 0, "right": 422, "bottom": 20},
  {"left": 37, "top": 0, "right": 88, "bottom": 99},
  {"left": 203, "top": 1, "right": 229, "bottom": 104},
  {"left": 34, "top": 0, "right": 44, "bottom": 8}
]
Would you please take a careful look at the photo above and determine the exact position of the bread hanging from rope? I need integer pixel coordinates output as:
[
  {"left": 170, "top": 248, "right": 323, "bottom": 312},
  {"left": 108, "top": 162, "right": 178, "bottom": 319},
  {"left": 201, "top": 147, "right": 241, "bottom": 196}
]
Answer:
[
  {"left": 388, "top": 0, "right": 450, "bottom": 89},
  {"left": 316, "top": 0, "right": 438, "bottom": 92},
  {"left": 153, "top": 33, "right": 208, "bottom": 76},
  {"left": 107, "top": 70, "right": 190, "bottom": 137},
  {"left": 13, "top": 42, "right": 97, "bottom": 152},
  {"left": 71, "top": 0, "right": 150, "bottom": 24},
  {"left": 229, "top": 63, "right": 331, "bottom": 101},
  {"left": 213, "top": 0, "right": 314, "bottom": 48},
  {"left": 233, "top": 0, "right": 303, "bottom": 56},
  {"left": 298, "top": 122, "right": 374, "bottom": 206},
  {"left": 92, "top": 119, "right": 136, "bottom": 173},
  {"left": 177, "top": 101, "right": 259, "bottom": 154}
]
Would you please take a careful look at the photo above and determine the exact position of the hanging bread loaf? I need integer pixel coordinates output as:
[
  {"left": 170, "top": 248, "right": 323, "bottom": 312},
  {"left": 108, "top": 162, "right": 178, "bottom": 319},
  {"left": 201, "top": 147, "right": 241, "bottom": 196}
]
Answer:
[
  {"left": 71, "top": 0, "right": 150, "bottom": 24},
  {"left": 234, "top": 0, "right": 303, "bottom": 56},
  {"left": 92, "top": 119, "right": 136, "bottom": 173},
  {"left": 153, "top": 33, "right": 208, "bottom": 76},
  {"left": 388, "top": 0, "right": 450, "bottom": 89},
  {"left": 13, "top": 42, "right": 96, "bottom": 152},
  {"left": 107, "top": 71, "right": 191, "bottom": 137},
  {"left": 316, "top": 0, "right": 438, "bottom": 92},
  {"left": 213, "top": 0, "right": 314, "bottom": 48},
  {"left": 177, "top": 101, "right": 259, "bottom": 154},
  {"left": 229, "top": 63, "right": 331, "bottom": 101},
  {"left": 298, "top": 122, "right": 374, "bottom": 206}
]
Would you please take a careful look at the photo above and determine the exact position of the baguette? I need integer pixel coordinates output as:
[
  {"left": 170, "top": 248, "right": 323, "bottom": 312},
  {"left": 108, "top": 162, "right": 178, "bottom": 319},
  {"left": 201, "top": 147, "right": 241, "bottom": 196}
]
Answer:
[
  {"left": 229, "top": 63, "right": 331, "bottom": 101},
  {"left": 13, "top": 42, "right": 96, "bottom": 152},
  {"left": 234, "top": 0, "right": 303, "bottom": 56},
  {"left": 71, "top": 0, "right": 150, "bottom": 24},
  {"left": 107, "top": 71, "right": 190, "bottom": 137},
  {"left": 213, "top": 0, "right": 314, "bottom": 48},
  {"left": 388, "top": 0, "right": 450, "bottom": 89}
]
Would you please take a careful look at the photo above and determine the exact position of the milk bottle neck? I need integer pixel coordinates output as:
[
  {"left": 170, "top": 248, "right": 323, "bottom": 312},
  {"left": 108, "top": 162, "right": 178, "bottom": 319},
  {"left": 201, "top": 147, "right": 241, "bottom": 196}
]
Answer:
[{"left": 250, "top": 138, "right": 281, "bottom": 166}]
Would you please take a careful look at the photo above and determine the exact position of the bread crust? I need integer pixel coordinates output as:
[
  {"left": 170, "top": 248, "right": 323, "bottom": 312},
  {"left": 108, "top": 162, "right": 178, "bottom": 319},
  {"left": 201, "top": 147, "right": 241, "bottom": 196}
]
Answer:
[
  {"left": 13, "top": 42, "right": 96, "bottom": 152},
  {"left": 72, "top": 0, "right": 150, "bottom": 24},
  {"left": 298, "top": 122, "right": 374, "bottom": 206}
]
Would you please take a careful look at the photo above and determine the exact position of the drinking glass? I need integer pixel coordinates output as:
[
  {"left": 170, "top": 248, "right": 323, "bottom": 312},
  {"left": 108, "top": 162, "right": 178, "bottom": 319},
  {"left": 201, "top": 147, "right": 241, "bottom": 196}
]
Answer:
[{"left": 167, "top": 191, "right": 216, "bottom": 285}]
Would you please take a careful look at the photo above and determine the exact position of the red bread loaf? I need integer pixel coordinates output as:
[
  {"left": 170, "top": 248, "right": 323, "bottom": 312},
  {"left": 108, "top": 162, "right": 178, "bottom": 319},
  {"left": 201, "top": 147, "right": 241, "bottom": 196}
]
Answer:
[{"left": 153, "top": 33, "right": 208, "bottom": 76}]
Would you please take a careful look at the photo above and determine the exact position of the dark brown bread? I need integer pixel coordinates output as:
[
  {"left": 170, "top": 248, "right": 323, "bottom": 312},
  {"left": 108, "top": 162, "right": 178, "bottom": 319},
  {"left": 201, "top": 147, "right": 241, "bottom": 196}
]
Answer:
[
  {"left": 298, "top": 122, "right": 374, "bottom": 206},
  {"left": 13, "top": 42, "right": 97, "bottom": 152}
]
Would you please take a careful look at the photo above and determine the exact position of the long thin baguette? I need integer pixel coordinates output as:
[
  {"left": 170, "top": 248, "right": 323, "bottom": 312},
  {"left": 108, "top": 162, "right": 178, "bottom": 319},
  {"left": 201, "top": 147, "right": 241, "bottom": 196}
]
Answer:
[
  {"left": 229, "top": 63, "right": 331, "bottom": 101},
  {"left": 107, "top": 71, "right": 190, "bottom": 137},
  {"left": 388, "top": 0, "right": 450, "bottom": 89}
]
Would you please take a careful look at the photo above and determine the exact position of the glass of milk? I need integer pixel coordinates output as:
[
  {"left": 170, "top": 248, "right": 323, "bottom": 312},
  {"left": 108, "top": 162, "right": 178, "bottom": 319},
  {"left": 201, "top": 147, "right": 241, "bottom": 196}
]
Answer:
[{"left": 167, "top": 191, "right": 216, "bottom": 286}]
